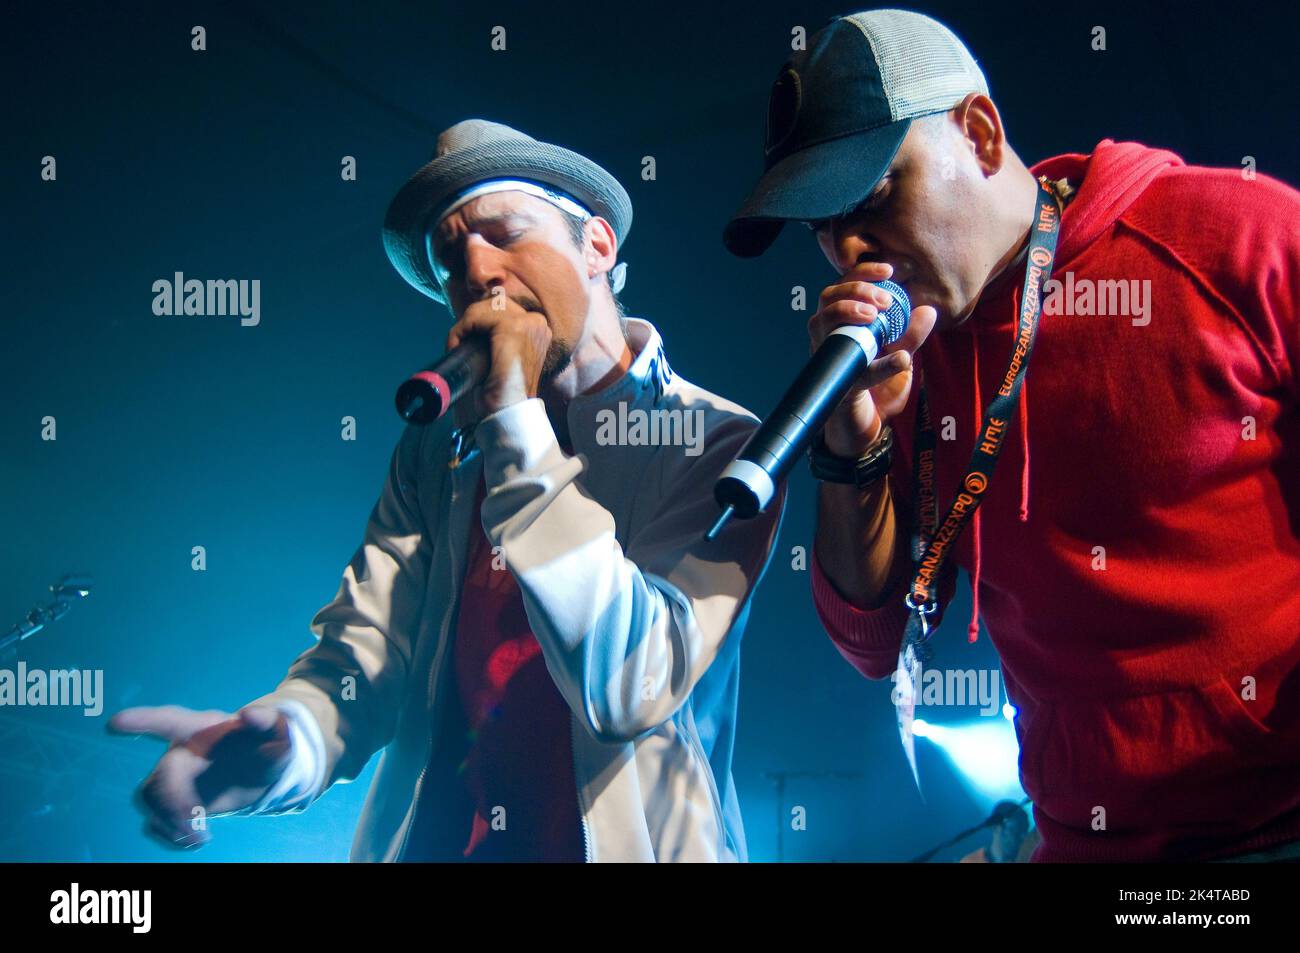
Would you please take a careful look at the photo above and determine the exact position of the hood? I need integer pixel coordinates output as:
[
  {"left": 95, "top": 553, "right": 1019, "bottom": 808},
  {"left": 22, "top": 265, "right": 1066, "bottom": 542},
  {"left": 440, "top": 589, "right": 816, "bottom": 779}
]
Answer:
[{"left": 1034, "top": 139, "right": 1183, "bottom": 268}]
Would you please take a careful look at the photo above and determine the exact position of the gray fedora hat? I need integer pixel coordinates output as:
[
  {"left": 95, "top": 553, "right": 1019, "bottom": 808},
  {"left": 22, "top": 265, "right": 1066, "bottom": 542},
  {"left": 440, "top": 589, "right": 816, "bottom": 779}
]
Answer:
[{"left": 383, "top": 119, "right": 633, "bottom": 301}]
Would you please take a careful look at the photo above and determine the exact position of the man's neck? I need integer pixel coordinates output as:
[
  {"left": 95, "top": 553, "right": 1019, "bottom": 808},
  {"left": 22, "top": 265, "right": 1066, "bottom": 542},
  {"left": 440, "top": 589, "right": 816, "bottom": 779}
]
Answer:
[
  {"left": 987, "top": 173, "right": 1075, "bottom": 294},
  {"left": 991, "top": 230, "right": 1032, "bottom": 287},
  {"left": 541, "top": 304, "right": 633, "bottom": 447},
  {"left": 988, "top": 167, "right": 1043, "bottom": 289},
  {"left": 951, "top": 166, "right": 1043, "bottom": 329}
]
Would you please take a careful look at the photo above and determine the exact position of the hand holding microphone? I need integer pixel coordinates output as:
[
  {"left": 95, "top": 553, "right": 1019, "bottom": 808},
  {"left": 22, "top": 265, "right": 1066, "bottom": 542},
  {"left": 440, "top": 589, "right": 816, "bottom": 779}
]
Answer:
[
  {"left": 396, "top": 295, "right": 551, "bottom": 424},
  {"left": 445, "top": 296, "right": 552, "bottom": 415},
  {"left": 812, "top": 262, "right": 938, "bottom": 457},
  {"left": 707, "top": 263, "right": 937, "bottom": 538}
]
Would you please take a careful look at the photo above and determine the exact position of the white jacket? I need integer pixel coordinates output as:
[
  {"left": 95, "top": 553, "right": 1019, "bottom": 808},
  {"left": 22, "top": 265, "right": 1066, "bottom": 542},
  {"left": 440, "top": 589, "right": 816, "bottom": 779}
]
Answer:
[{"left": 242, "top": 318, "right": 783, "bottom": 861}]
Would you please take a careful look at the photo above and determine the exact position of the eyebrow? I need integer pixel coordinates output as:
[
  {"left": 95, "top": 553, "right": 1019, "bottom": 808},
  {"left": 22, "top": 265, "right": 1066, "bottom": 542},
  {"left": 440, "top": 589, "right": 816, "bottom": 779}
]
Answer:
[{"left": 433, "top": 209, "right": 539, "bottom": 256}]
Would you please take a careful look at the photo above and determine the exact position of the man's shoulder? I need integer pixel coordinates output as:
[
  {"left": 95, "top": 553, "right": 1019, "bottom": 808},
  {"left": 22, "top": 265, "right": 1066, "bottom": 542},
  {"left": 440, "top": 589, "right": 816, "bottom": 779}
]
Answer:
[
  {"left": 663, "top": 371, "right": 756, "bottom": 417},
  {"left": 625, "top": 317, "right": 759, "bottom": 436},
  {"left": 1120, "top": 161, "right": 1300, "bottom": 312},
  {"left": 658, "top": 369, "right": 761, "bottom": 447},
  {"left": 1117, "top": 160, "right": 1298, "bottom": 387},
  {"left": 1124, "top": 160, "right": 1300, "bottom": 251}
]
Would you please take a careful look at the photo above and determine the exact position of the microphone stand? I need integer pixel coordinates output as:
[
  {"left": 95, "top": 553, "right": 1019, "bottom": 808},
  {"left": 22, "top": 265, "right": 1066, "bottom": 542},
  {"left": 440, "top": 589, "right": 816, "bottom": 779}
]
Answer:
[
  {"left": 763, "top": 769, "right": 863, "bottom": 863},
  {"left": 2, "top": 575, "right": 94, "bottom": 657},
  {"left": 909, "top": 797, "right": 1031, "bottom": 863}
]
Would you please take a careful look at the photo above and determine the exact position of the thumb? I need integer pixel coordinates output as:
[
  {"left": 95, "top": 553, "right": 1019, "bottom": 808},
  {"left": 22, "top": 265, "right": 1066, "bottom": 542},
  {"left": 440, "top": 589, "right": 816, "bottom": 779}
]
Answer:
[
  {"left": 890, "top": 304, "right": 938, "bottom": 357},
  {"left": 237, "top": 705, "right": 281, "bottom": 734}
]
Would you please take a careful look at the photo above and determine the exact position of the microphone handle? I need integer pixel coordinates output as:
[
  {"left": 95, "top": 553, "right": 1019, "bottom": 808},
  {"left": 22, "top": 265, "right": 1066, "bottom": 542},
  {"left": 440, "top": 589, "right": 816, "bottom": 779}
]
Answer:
[
  {"left": 714, "top": 327, "right": 882, "bottom": 520},
  {"left": 395, "top": 338, "right": 491, "bottom": 424}
]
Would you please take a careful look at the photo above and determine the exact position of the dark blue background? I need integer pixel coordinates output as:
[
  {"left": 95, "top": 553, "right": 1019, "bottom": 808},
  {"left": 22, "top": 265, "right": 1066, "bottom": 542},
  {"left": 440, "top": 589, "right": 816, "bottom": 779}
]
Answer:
[{"left": 3, "top": 0, "right": 1298, "bottom": 861}]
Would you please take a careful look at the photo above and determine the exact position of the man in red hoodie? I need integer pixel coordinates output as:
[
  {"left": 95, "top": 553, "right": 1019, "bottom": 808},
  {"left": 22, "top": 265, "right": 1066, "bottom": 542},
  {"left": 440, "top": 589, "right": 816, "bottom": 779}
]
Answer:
[{"left": 725, "top": 8, "right": 1300, "bottom": 861}]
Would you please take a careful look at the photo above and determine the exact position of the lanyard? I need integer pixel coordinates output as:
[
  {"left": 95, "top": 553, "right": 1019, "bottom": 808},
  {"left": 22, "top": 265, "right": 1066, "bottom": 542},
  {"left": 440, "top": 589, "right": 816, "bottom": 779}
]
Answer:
[{"left": 902, "top": 177, "right": 1063, "bottom": 654}]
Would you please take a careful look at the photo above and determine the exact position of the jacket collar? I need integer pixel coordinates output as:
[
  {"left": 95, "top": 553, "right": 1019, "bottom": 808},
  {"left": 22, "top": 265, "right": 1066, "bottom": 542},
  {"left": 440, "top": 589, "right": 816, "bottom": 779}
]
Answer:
[{"left": 568, "top": 317, "right": 672, "bottom": 415}]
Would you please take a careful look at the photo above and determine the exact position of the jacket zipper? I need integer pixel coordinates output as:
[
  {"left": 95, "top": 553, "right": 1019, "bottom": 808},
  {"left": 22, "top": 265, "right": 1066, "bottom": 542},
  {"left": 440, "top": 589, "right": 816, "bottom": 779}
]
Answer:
[
  {"left": 570, "top": 713, "right": 593, "bottom": 862},
  {"left": 683, "top": 704, "right": 728, "bottom": 859}
]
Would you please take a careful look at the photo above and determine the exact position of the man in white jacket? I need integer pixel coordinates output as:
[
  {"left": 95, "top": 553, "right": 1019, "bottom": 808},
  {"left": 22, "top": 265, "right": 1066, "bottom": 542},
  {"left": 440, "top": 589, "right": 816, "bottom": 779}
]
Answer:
[{"left": 110, "top": 120, "right": 783, "bottom": 862}]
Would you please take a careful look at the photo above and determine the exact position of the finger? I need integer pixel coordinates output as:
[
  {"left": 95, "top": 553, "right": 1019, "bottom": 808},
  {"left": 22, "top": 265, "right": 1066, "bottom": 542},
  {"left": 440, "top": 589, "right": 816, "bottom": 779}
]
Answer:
[
  {"left": 145, "top": 811, "right": 186, "bottom": 848},
  {"left": 819, "top": 280, "right": 896, "bottom": 311},
  {"left": 108, "top": 705, "right": 225, "bottom": 743},
  {"left": 809, "top": 299, "right": 882, "bottom": 346},
  {"left": 811, "top": 298, "right": 880, "bottom": 328},
  {"left": 144, "top": 812, "right": 208, "bottom": 850},
  {"left": 877, "top": 348, "right": 913, "bottom": 379},
  {"left": 849, "top": 350, "right": 912, "bottom": 391},
  {"left": 446, "top": 302, "right": 488, "bottom": 352},
  {"left": 820, "top": 281, "right": 890, "bottom": 308},
  {"left": 447, "top": 306, "right": 506, "bottom": 355},
  {"left": 843, "top": 261, "right": 894, "bottom": 281},
  {"left": 140, "top": 746, "right": 204, "bottom": 813}
]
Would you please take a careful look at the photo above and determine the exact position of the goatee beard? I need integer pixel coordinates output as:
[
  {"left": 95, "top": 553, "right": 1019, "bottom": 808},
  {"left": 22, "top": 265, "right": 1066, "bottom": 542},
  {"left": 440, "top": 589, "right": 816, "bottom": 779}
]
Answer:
[{"left": 540, "top": 339, "right": 574, "bottom": 384}]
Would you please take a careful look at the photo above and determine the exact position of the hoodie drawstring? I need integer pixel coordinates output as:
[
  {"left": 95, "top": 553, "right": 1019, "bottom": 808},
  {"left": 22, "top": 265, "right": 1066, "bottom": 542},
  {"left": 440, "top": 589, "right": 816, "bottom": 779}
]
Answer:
[
  {"left": 969, "top": 329, "right": 982, "bottom": 644},
  {"left": 1018, "top": 377, "right": 1031, "bottom": 522},
  {"left": 967, "top": 288, "right": 1033, "bottom": 644}
]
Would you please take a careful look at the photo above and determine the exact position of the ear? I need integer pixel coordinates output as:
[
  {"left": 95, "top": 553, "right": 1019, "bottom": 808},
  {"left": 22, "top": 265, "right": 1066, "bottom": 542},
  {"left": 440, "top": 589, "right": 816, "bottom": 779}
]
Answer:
[
  {"left": 952, "top": 92, "right": 1007, "bottom": 178},
  {"left": 583, "top": 216, "right": 618, "bottom": 284}
]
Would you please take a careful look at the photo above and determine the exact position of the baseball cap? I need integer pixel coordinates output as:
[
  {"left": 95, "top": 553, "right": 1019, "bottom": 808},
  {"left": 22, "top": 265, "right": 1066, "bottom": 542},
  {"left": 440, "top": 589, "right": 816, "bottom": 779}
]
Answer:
[{"left": 723, "top": 9, "right": 989, "bottom": 258}]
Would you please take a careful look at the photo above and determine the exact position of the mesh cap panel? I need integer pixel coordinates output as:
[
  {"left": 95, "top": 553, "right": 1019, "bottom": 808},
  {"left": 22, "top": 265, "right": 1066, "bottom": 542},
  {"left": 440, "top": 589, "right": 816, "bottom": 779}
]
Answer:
[{"left": 843, "top": 9, "right": 989, "bottom": 121}]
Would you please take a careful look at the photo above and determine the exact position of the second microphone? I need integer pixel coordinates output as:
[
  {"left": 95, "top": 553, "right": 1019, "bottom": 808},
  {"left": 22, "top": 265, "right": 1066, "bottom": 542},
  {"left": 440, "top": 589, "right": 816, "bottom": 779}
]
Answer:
[{"left": 708, "top": 279, "right": 911, "bottom": 537}]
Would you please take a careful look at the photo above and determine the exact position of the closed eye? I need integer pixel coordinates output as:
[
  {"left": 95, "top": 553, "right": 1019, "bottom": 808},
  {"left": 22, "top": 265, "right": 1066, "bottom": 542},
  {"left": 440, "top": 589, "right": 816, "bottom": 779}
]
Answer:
[
  {"left": 804, "top": 176, "right": 892, "bottom": 234},
  {"left": 860, "top": 176, "right": 891, "bottom": 211}
]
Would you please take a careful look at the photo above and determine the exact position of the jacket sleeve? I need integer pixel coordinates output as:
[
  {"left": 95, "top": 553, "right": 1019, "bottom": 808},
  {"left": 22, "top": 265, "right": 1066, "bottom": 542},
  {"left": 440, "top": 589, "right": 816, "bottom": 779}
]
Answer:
[
  {"left": 239, "top": 425, "right": 434, "bottom": 815},
  {"left": 810, "top": 541, "right": 911, "bottom": 680},
  {"left": 476, "top": 397, "right": 782, "bottom": 745},
  {"left": 809, "top": 411, "right": 962, "bottom": 685},
  {"left": 811, "top": 543, "right": 959, "bottom": 680}
]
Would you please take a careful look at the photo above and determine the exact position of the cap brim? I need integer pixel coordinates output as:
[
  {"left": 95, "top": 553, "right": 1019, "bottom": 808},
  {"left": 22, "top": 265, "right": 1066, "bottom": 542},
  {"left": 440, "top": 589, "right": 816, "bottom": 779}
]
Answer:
[{"left": 723, "top": 118, "right": 911, "bottom": 258}]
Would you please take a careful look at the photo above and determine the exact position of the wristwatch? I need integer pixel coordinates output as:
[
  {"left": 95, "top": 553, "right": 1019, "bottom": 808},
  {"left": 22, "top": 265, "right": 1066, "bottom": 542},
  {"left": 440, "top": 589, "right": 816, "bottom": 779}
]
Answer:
[{"left": 808, "top": 425, "right": 894, "bottom": 489}]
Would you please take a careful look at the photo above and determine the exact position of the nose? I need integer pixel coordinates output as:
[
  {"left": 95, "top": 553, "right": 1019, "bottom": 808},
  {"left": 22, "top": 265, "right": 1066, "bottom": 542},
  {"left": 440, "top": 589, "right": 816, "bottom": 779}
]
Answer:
[
  {"left": 821, "top": 218, "right": 882, "bottom": 276},
  {"left": 463, "top": 235, "right": 508, "bottom": 298}
]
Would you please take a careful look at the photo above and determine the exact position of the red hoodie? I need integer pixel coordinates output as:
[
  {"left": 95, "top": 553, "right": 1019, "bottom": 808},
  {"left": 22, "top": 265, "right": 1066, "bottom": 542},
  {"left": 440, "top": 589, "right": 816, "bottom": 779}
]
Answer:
[{"left": 811, "top": 140, "right": 1300, "bottom": 862}]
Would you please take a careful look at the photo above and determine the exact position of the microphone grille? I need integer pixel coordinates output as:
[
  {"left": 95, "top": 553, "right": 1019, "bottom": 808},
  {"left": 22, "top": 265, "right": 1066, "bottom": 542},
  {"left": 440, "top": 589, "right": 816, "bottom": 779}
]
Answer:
[{"left": 873, "top": 279, "right": 911, "bottom": 345}]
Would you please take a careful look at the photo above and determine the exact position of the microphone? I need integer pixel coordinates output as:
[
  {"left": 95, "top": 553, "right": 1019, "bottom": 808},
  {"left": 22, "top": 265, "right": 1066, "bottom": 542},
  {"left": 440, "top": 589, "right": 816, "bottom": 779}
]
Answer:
[
  {"left": 706, "top": 279, "right": 911, "bottom": 540},
  {"left": 3, "top": 574, "right": 94, "bottom": 656},
  {"left": 394, "top": 338, "right": 491, "bottom": 424}
]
